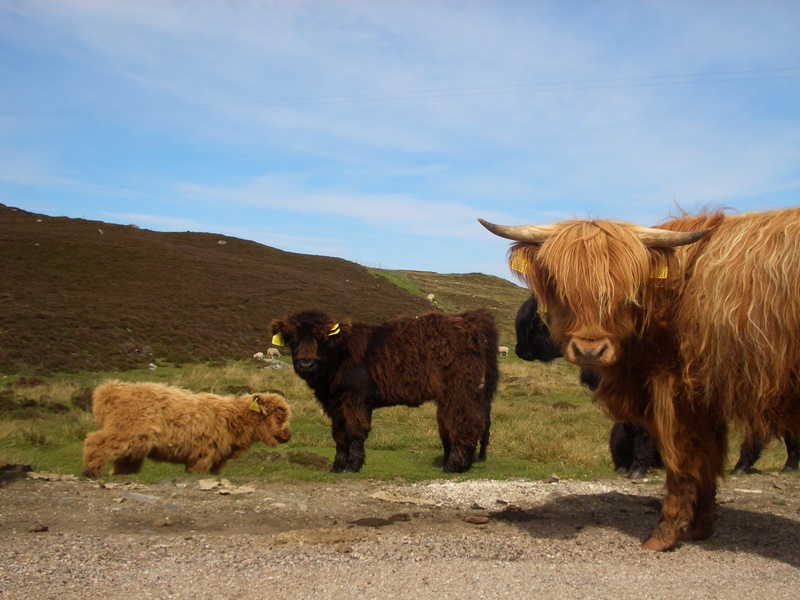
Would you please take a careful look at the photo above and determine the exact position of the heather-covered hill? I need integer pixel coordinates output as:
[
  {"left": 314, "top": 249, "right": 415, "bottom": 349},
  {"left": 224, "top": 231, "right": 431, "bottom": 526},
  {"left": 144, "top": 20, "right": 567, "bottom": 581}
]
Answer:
[{"left": 0, "top": 204, "right": 526, "bottom": 373}]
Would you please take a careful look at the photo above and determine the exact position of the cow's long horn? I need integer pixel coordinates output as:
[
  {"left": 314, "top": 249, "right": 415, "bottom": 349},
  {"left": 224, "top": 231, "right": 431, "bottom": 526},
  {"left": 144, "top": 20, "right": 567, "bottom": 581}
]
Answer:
[
  {"left": 478, "top": 218, "right": 555, "bottom": 243},
  {"left": 632, "top": 226, "right": 711, "bottom": 248}
]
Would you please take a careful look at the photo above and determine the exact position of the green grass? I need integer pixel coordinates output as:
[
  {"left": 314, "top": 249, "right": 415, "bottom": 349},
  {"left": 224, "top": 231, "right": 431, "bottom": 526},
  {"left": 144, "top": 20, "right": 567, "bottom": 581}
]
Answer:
[{"left": 1, "top": 359, "right": 792, "bottom": 485}]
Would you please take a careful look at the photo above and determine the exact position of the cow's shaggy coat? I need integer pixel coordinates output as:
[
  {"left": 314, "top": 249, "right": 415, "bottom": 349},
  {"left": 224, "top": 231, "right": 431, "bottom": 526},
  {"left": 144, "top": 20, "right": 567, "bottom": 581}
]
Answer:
[
  {"left": 481, "top": 208, "right": 800, "bottom": 551},
  {"left": 83, "top": 381, "right": 291, "bottom": 478},
  {"left": 272, "top": 308, "right": 499, "bottom": 473}
]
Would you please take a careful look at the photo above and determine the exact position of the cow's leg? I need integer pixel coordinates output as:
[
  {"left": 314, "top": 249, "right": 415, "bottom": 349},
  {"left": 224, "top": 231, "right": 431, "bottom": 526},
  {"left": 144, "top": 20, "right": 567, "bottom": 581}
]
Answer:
[
  {"left": 210, "top": 459, "right": 229, "bottom": 474},
  {"left": 439, "top": 396, "right": 483, "bottom": 473},
  {"left": 732, "top": 432, "right": 763, "bottom": 474},
  {"left": 110, "top": 457, "right": 145, "bottom": 475},
  {"left": 629, "top": 426, "right": 658, "bottom": 480},
  {"left": 82, "top": 431, "right": 109, "bottom": 478},
  {"left": 84, "top": 430, "right": 152, "bottom": 478},
  {"left": 330, "top": 412, "right": 351, "bottom": 472},
  {"left": 476, "top": 408, "right": 491, "bottom": 463},
  {"left": 337, "top": 401, "right": 371, "bottom": 473},
  {"left": 185, "top": 447, "right": 216, "bottom": 474},
  {"left": 437, "top": 411, "right": 453, "bottom": 466},
  {"left": 781, "top": 430, "right": 799, "bottom": 472},
  {"left": 643, "top": 415, "right": 725, "bottom": 551},
  {"left": 609, "top": 423, "right": 634, "bottom": 475}
]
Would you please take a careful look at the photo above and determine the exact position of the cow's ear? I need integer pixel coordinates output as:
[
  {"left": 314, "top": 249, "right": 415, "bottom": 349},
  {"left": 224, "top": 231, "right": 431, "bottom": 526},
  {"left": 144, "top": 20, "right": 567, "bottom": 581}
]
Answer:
[
  {"left": 249, "top": 395, "right": 269, "bottom": 416},
  {"left": 270, "top": 319, "right": 283, "bottom": 335},
  {"left": 270, "top": 319, "right": 287, "bottom": 347},
  {"left": 326, "top": 320, "right": 348, "bottom": 341}
]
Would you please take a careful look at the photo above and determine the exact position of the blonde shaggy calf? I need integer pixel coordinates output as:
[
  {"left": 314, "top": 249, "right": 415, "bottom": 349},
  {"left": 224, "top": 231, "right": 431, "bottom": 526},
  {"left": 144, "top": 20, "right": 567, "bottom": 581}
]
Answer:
[{"left": 83, "top": 381, "right": 291, "bottom": 478}]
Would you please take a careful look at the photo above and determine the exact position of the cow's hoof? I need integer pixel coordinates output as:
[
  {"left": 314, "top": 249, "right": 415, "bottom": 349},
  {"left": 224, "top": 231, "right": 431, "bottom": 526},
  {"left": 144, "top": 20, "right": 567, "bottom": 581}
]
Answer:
[
  {"left": 642, "top": 535, "right": 677, "bottom": 552},
  {"left": 443, "top": 463, "right": 471, "bottom": 474},
  {"left": 642, "top": 522, "right": 679, "bottom": 552},
  {"left": 628, "top": 468, "right": 647, "bottom": 480},
  {"left": 679, "top": 518, "right": 714, "bottom": 542}
]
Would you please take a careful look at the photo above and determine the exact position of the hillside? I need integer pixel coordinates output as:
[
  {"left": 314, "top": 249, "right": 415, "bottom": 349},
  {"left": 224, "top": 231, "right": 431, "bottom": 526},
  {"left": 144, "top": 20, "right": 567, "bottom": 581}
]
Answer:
[{"left": 0, "top": 204, "right": 528, "bottom": 373}]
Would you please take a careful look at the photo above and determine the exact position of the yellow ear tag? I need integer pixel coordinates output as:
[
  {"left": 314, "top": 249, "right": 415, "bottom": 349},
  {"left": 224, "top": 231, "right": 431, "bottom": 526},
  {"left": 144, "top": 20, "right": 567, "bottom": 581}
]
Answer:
[
  {"left": 650, "top": 265, "right": 668, "bottom": 279},
  {"left": 249, "top": 398, "right": 260, "bottom": 412},
  {"left": 511, "top": 250, "right": 528, "bottom": 274},
  {"left": 271, "top": 333, "right": 284, "bottom": 347},
  {"left": 328, "top": 323, "right": 340, "bottom": 337}
]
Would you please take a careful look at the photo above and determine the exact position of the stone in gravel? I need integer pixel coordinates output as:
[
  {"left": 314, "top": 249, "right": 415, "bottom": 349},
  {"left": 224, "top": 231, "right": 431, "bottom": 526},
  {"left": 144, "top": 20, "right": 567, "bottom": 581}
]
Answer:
[{"left": 464, "top": 516, "right": 490, "bottom": 525}]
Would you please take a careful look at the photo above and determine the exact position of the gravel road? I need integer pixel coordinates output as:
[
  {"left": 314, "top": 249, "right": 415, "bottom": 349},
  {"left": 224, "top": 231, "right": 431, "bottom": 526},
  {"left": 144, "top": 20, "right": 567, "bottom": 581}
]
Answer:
[{"left": 2, "top": 470, "right": 799, "bottom": 598}]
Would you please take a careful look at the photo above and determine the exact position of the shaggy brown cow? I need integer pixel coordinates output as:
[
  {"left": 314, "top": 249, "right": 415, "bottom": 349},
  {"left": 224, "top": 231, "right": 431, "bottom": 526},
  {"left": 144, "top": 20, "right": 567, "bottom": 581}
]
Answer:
[
  {"left": 83, "top": 381, "right": 291, "bottom": 478},
  {"left": 481, "top": 208, "right": 800, "bottom": 551},
  {"left": 271, "top": 309, "right": 499, "bottom": 473}
]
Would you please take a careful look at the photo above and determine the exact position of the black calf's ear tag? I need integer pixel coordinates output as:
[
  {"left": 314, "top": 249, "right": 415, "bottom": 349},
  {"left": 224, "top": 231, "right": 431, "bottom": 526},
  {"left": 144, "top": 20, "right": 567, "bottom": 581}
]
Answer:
[{"left": 328, "top": 323, "right": 341, "bottom": 337}]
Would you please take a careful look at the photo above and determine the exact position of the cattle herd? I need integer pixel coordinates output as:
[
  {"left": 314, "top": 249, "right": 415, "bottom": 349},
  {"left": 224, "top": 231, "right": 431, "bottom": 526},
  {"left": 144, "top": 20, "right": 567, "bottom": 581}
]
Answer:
[{"left": 82, "top": 206, "right": 800, "bottom": 552}]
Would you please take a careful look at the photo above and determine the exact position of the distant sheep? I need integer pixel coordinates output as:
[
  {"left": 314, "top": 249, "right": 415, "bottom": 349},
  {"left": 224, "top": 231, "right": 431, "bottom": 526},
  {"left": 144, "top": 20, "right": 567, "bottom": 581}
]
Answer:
[
  {"left": 426, "top": 293, "right": 436, "bottom": 302},
  {"left": 498, "top": 346, "right": 509, "bottom": 356},
  {"left": 83, "top": 381, "right": 291, "bottom": 478},
  {"left": 253, "top": 352, "right": 264, "bottom": 361},
  {"left": 267, "top": 348, "right": 281, "bottom": 359}
]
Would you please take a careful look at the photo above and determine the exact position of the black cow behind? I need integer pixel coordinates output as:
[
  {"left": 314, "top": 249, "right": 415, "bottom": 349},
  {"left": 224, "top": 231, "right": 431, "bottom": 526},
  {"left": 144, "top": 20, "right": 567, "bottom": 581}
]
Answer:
[
  {"left": 515, "top": 296, "right": 661, "bottom": 479},
  {"left": 272, "top": 308, "right": 499, "bottom": 473},
  {"left": 515, "top": 296, "right": 800, "bottom": 477}
]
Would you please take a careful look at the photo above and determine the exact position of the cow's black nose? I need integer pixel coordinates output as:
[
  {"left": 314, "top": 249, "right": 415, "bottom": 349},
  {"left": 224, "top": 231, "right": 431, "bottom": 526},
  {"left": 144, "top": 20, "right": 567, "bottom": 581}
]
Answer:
[{"left": 295, "top": 359, "right": 317, "bottom": 373}]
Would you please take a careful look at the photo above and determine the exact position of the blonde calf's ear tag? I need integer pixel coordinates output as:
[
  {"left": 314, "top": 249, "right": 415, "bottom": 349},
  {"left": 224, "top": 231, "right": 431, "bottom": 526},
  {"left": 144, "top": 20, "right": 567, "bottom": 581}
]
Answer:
[
  {"left": 328, "top": 323, "right": 341, "bottom": 337},
  {"left": 249, "top": 398, "right": 260, "bottom": 412},
  {"left": 271, "top": 333, "right": 284, "bottom": 347}
]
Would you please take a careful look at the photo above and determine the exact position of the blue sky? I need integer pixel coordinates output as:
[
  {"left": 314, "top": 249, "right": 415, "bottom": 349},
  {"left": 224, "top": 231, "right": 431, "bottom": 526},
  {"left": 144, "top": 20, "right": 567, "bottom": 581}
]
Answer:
[{"left": 1, "top": 1, "right": 799, "bottom": 280}]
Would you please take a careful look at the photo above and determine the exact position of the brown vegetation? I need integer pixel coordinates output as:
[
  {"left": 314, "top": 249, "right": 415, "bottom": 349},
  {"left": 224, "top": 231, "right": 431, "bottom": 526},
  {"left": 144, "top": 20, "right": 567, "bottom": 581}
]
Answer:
[{"left": 0, "top": 204, "right": 524, "bottom": 373}]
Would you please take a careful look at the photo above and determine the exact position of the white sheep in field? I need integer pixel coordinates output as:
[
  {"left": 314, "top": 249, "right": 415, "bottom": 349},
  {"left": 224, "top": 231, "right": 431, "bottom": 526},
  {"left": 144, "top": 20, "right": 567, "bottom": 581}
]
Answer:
[
  {"left": 253, "top": 352, "right": 264, "bottom": 360},
  {"left": 267, "top": 348, "right": 281, "bottom": 359},
  {"left": 498, "top": 346, "right": 509, "bottom": 356},
  {"left": 83, "top": 381, "right": 291, "bottom": 478}
]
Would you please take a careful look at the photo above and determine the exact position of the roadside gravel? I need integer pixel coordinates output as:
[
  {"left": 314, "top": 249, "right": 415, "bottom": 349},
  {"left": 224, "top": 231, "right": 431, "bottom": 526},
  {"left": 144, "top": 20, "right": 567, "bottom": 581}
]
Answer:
[{"left": 2, "top": 471, "right": 799, "bottom": 598}]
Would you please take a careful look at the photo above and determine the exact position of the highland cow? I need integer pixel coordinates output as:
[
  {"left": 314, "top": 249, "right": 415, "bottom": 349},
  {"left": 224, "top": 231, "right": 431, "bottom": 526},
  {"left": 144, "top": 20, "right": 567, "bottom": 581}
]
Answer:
[
  {"left": 516, "top": 278, "right": 797, "bottom": 480},
  {"left": 271, "top": 308, "right": 499, "bottom": 473},
  {"left": 481, "top": 208, "right": 800, "bottom": 551},
  {"left": 83, "top": 381, "right": 291, "bottom": 478}
]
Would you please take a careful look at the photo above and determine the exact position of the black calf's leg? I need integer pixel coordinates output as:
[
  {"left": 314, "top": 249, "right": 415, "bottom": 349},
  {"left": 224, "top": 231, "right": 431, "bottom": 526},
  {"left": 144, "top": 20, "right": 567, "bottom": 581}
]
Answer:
[
  {"left": 629, "top": 426, "right": 660, "bottom": 480},
  {"left": 330, "top": 415, "right": 351, "bottom": 473},
  {"left": 609, "top": 423, "right": 634, "bottom": 475},
  {"left": 732, "top": 435, "right": 764, "bottom": 475},
  {"left": 782, "top": 430, "right": 799, "bottom": 472}
]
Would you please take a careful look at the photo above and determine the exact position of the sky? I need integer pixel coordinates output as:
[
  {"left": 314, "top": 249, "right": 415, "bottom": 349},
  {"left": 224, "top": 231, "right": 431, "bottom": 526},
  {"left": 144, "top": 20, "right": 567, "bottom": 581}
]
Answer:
[{"left": 1, "top": 1, "right": 799, "bottom": 281}]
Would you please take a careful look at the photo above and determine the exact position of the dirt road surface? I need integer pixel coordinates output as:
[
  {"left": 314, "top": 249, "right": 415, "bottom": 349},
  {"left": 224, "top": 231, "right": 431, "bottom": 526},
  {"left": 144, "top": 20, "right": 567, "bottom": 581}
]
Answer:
[{"left": 2, "top": 470, "right": 799, "bottom": 599}]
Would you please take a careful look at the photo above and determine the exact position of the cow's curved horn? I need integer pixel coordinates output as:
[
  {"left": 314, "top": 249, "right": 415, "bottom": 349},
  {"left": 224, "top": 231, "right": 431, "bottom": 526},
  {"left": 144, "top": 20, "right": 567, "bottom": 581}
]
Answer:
[
  {"left": 632, "top": 226, "right": 711, "bottom": 248},
  {"left": 478, "top": 219, "right": 555, "bottom": 243}
]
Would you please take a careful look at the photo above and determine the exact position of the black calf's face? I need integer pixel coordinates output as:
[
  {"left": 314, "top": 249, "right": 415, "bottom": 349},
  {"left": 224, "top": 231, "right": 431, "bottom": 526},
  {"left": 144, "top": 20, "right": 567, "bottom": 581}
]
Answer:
[
  {"left": 514, "top": 297, "right": 562, "bottom": 362},
  {"left": 271, "top": 311, "right": 342, "bottom": 384}
]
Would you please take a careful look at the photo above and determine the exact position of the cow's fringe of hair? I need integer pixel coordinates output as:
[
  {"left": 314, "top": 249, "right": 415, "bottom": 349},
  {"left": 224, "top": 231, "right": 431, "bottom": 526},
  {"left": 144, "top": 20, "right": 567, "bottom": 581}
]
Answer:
[{"left": 510, "top": 222, "right": 682, "bottom": 339}]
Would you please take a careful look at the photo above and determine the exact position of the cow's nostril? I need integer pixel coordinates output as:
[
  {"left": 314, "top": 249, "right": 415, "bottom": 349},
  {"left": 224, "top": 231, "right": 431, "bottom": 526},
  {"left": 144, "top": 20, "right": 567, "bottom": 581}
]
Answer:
[{"left": 570, "top": 339, "right": 610, "bottom": 364}]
